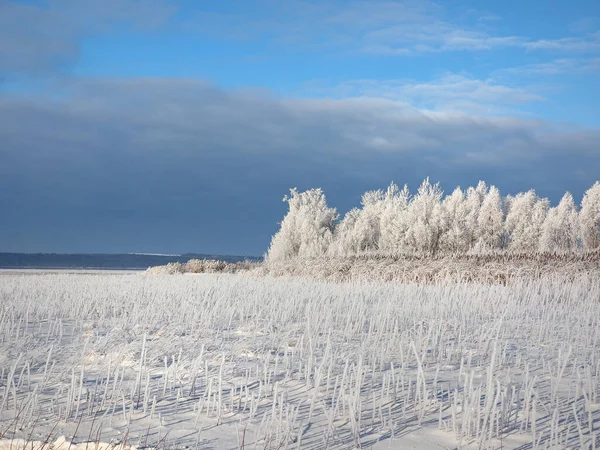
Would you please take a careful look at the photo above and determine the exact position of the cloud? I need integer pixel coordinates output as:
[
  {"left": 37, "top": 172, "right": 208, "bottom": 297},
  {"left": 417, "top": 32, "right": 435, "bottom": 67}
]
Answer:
[
  {"left": 1, "top": 78, "right": 599, "bottom": 253},
  {"left": 0, "top": 0, "right": 176, "bottom": 75},
  {"left": 522, "top": 32, "right": 600, "bottom": 52},
  {"left": 302, "top": 74, "right": 544, "bottom": 115},
  {"left": 477, "top": 15, "right": 502, "bottom": 23},
  {"left": 184, "top": 1, "right": 599, "bottom": 56},
  {"left": 3, "top": 0, "right": 599, "bottom": 80},
  {"left": 499, "top": 57, "right": 600, "bottom": 76},
  {"left": 185, "top": 0, "right": 522, "bottom": 54}
]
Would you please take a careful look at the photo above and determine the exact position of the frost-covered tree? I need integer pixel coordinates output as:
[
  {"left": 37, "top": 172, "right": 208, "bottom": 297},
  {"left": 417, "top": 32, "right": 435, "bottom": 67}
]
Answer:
[
  {"left": 476, "top": 186, "right": 504, "bottom": 251},
  {"left": 331, "top": 189, "right": 383, "bottom": 255},
  {"left": 504, "top": 190, "right": 548, "bottom": 253},
  {"left": 354, "top": 189, "right": 385, "bottom": 252},
  {"left": 378, "top": 183, "right": 411, "bottom": 254},
  {"left": 330, "top": 182, "right": 411, "bottom": 256},
  {"left": 463, "top": 181, "right": 488, "bottom": 251},
  {"left": 403, "top": 178, "right": 444, "bottom": 254},
  {"left": 530, "top": 198, "right": 550, "bottom": 251},
  {"left": 266, "top": 188, "right": 338, "bottom": 261},
  {"left": 438, "top": 187, "right": 470, "bottom": 253},
  {"left": 500, "top": 195, "right": 514, "bottom": 249},
  {"left": 267, "top": 179, "right": 592, "bottom": 259},
  {"left": 539, "top": 192, "right": 579, "bottom": 252},
  {"left": 580, "top": 181, "right": 600, "bottom": 250},
  {"left": 329, "top": 208, "right": 362, "bottom": 256}
]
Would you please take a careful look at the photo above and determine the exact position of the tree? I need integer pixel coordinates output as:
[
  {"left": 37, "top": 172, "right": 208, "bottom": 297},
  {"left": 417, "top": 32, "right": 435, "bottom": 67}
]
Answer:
[
  {"left": 580, "top": 181, "right": 600, "bottom": 250},
  {"left": 476, "top": 186, "right": 504, "bottom": 251},
  {"left": 330, "top": 182, "right": 411, "bottom": 256},
  {"left": 539, "top": 192, "right": 579, "bottom": 252},
  {"left": 353, "top": 188, "right": 385, "bottom": 253},
  {"left": 378, "top": 183, "right": 411, "bottom": 255},
  {"left": 438, "top": 187, "right": 470, "bottom": 253},
  {"left": 504, "top": 190, "right": 548, "bottom": 253},
  {"left": 403, "top": 178, "right": 444, "bottom": 254},
  {"left": 530, "top": 198, "right": 550, "bottom": 252},
  {"left": 463, "top": 181, "right": 488, "bottom": 251},
  {"left": 329, "top": 189, "right": 383, "bottom": 256},
  {"left": 329, "top": 208, "right": 362, "bottom": 256},
  {"left": 266, "top": 188, "right": 338, "bottom": 261},
  {"left": 267, "top": 179, "right": 591, "bottom": 260}
]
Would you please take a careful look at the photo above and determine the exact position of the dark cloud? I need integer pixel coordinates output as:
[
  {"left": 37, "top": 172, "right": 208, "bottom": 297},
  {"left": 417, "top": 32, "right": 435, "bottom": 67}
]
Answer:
[{"left": 1, "top": 78, "right": 599, "bottom": 254}]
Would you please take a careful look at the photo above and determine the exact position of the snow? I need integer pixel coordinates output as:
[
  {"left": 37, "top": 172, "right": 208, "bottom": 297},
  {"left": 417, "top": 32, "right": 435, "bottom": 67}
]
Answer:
[
  {"left": 1, "top": 271, "right": 599, "bottom": 449},
  {"left": 0, "top": 436, "right": 148, "bottom": 449}
]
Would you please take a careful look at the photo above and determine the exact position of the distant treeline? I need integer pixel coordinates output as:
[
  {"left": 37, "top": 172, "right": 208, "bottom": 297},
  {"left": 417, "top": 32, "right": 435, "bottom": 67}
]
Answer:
[
  {"left": 0, "top": 253, "right": 261, "bottom": 270},
  {"left": 266, "top": 179, "right": 600, "bottom": 261}
]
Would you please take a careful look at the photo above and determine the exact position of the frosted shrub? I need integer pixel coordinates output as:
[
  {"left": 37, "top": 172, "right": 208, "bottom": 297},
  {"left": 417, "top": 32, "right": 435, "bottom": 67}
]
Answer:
[
  {"left": 146, "top": 261, "right": 185, "bottom": 274},
  {"left": 202, "top": 259, "right": 227, "bottom": 272},
  {"left": 166, "top": 261, "right": 185, "bottom": 274},
  {"left": 185, "top": 258, "right": 206, "bottom": 272},
  {"left": 183, "top": 259, "right": 227, "bottom": 273},
  {"left": 147, "top": 259, "right": 258, "bottom": 274}
]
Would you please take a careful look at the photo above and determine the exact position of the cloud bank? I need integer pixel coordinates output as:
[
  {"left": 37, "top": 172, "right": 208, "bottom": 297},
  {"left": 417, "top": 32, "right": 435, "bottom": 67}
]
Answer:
[{"left": 1, "top": 78, "right": 599, "bottom": 254}]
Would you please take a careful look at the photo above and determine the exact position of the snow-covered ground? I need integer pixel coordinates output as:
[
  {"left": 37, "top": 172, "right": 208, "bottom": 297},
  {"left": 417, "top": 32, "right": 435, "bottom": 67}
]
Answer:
[{"left": 1, "top": 272, "right": 599, "bottom": 449}]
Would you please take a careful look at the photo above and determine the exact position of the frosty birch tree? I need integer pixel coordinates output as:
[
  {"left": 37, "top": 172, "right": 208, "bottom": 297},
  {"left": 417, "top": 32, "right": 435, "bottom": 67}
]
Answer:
[
  {"left": 351, "top": 189, "right": 386, "bottom": 253},
  {"left": 330, "top": 183, "right": 411, "bottom": 256},
  {"left": 580, "top": 181, "right": 600, "bottom": 250},
  {"left": 378, "top": 183, "right": 411, "bottom": 254},
  {"left": 463, "top": 181, "right": 488, "bottom": 250},
  {"left": 403, "top": 178, "right": 444, "bottom": 254},
  {"left": 267, "top": 178, "right": 598, "bottom": 259},
  {"left": 266, "top": 188, "right": 338, "bottom": 261},
  {"left": 329, "top": 208, "right": 362, "bottom": 256},
  {"left": 476, "top": 186, "right": 504, "bottom": 251},
  {"left": 438, "top": 188, "right": 470, "bottom": 253},
  {"left": 530, "top": 198, "right": 550, "bottom": 252},
  {"left": 539, "top": 192, "right": 579, "bottom": 252},
  {"left": 328, "top": 190, "right": 383, "bottom": 256},
  {"left": 505, "top": 190, "right": 539, "bottom": 252}
]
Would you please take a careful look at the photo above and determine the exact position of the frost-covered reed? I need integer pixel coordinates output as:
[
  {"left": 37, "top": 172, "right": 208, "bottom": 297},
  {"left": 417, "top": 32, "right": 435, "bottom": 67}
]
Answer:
[
  {"left": 0, "top": 272, "right": 599, "bottom": 448},
  {"left": 255, "top": 251, "right": 600, "bottom": 283}
]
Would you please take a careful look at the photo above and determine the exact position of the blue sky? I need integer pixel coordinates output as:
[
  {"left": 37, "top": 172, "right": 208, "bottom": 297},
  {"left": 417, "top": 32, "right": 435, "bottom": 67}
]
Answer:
[{"left": 1, "top": 0, "right": 599, "bottom": 255}]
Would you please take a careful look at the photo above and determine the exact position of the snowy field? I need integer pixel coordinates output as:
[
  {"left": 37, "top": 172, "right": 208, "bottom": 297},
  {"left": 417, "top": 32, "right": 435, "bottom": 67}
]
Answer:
[{"left": 1, "top": 272, "right": 599, "bottom": 449}]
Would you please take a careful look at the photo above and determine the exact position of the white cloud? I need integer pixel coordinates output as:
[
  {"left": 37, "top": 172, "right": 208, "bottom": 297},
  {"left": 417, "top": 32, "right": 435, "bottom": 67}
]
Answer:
[
  {"left": 302, "top": 74, "right": 544, "bottom": 116},
  {"left": 185, "top": 1, "right": 600, "bottom": 56},
  {"left": 498, "top": 57, "right": 600, "bottom": 76},
  {"left": 522, "top": 32, "right": 600, "bottom": 52},
  {"left": 3, "top": 0, "right": 599, "bottom": 79}
]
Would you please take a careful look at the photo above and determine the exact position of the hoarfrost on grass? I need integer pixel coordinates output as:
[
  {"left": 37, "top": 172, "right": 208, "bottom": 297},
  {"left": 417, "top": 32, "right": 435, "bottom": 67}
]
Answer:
[{"left": 1, "top": 272, "right": 599, "bottom": 448}]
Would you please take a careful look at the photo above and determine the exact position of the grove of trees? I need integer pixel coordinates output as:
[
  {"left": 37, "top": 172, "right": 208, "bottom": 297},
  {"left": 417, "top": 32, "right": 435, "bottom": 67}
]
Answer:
[{"left": 266, "top": 180, "right": 600, "bottom": 261}]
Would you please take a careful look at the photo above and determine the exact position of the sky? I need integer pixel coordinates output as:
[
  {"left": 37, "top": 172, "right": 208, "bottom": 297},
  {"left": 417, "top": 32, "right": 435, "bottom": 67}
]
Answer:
[{"left": 1, "top": 0, "right": 600, "bottom": 256}]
